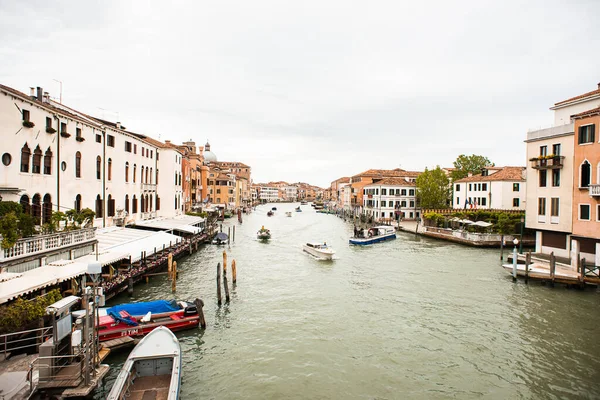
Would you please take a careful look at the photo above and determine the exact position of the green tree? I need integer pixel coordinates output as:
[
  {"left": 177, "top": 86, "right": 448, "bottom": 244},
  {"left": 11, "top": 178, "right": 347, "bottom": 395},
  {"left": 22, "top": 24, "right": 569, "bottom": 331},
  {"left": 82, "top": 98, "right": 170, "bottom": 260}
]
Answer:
[
  {"left": 451, "top": 154, "right": 494, "bottom": 181},
  {"left": 416, "top": 166, "right": 450, "bottom": 209}
]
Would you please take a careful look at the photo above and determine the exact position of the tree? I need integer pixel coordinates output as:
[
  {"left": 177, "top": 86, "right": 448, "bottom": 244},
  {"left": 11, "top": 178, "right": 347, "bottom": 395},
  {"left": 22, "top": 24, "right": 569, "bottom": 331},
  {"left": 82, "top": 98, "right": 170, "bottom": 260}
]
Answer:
[
  {"left": 416, "top": 166, "right": 450, "bottom": 209},
  {"left": 451, "top": 154, "right": 494, "bottom": 181}
]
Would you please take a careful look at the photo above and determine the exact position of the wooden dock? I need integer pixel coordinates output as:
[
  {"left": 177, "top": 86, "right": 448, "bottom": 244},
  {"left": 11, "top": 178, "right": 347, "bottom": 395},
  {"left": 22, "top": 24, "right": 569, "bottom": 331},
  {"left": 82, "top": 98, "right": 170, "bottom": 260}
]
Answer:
[{"left": 103, "top": 336, "right": 137, "bottom": 352}]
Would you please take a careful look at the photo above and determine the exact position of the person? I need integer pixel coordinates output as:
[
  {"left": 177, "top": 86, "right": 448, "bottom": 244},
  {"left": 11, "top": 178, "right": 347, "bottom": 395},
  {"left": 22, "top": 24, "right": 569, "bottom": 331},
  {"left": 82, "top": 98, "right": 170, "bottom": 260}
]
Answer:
[{"left": 323, "top": 242, "right": 327, "bottom": 247}]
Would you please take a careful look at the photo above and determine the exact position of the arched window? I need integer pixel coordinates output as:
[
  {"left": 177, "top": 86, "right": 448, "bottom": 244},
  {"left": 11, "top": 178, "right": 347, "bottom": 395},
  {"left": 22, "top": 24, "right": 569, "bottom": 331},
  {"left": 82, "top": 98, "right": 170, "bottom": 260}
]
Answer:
[
  {"left": 140, "top": 195, "right": 145, "bottom": 213},
  {"left": 175, "top": 195, "right": 177, "bottom": 209},
  {"left": 125, "top": 162, "right": 129, "bottom": 183},
  {"left": 32, "top": 194, "right": 41, "bottom": 224},
  {"left": 95, "top": 194, "right": 102, "bottom": 218},
  {"left": 150, "top": 168, "right": 153, "bottom": 184},
  {"left": 581, "top": 160, "right": 591, "bottom": 188},
  {"left": 132, "top": 195, "right": 138, "bottom": 214},
  {"left": 125, "top": 194, "right": 129, "bottom": 214},
  {"left": 75, "top": 194, "right": 82, "bottom": 212},
  {"left": 149, "top": 195, "right": 153, "bottom": 211},
  {"left": 145, "top": 168, "right": 149, "bottom": 184},
  {"left": 19, "top": 195, "right": 30, "bottom": 215},
  {"left": 108, "top": 158, "right": 112, "bottom": 181},
  {"left": 20, "top": 144, "right": 31, "bottom": 173},
  {"left": 145, "top": 194, "right": 149, "bottom": 212},
  {"left": 43, "top": 148, "right": 52, "bottom": 175},
  {"left": 156, "top": 196, "right": 161, "bottom": 211},
  {"left": 156, "top": 169, "right": 159, "bottom": 185},
  {"left": 42, "top": 194, "right": 52, "bottom": 224},
  {"left": 140, "top": 166, "right": 144, "bottom": 184},
  {"left": 75, "top": 152, "right": 82, "bottom": 178},
  {"left": 107, "top": 194, "right": 115, "bottom": 217},
  {"left": 133, "top": 164, "right": 137, "bottom": 183},
  {"left": 32, "top": 145, "right": 42, "bottom": 174},
  {"left": 96, "top": 156, "right": 101, "bottom": 180}
]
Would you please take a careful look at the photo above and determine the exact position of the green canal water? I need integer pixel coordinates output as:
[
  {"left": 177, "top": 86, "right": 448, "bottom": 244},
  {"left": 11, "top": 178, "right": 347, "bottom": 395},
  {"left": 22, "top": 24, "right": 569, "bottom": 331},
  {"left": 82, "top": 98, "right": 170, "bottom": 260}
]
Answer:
[{"left": 98, "top": 203, "right": 600, "bottom": 399}]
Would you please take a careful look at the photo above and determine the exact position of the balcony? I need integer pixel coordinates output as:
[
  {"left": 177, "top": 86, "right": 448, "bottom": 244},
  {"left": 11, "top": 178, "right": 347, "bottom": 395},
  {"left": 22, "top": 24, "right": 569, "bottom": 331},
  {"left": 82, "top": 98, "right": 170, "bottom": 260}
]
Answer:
[
  {"left": 1, "top": 228, "right": 97, "bottom": 263},
  {"left": 590, "top": 184, "right": 600, "bottom": 197},
  {"left": 142, "top": 183, "right": 157, "bottom": 191},
  {"left": 140, "top": 211, "right": 157, "bottom": 220},
  {"left": 530, "top": 156, "right": 565, "bottom": 170}
]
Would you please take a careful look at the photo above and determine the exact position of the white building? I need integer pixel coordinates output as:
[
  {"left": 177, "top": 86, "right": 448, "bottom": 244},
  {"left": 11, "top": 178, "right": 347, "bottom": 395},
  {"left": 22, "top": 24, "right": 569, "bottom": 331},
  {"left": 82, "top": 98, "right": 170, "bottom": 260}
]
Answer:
[
  {"left": 453, "top": 167, "right": 526, "bottom": 210},
  {"left": 363, "top": 178, "right": 418, "bottom": 221},
  {"left": 283, "top": 185, "right": 298, "bottom": 202},
  {"left": 258, "top": 186, "right": 279, "bottom": 203}
]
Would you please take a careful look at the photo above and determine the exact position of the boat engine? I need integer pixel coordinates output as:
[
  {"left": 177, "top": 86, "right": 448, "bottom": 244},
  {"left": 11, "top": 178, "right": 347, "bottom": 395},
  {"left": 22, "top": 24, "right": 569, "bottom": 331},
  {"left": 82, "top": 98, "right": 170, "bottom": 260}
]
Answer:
[{"left": 183, "top": 305, "right": 198, "bottom": 316}]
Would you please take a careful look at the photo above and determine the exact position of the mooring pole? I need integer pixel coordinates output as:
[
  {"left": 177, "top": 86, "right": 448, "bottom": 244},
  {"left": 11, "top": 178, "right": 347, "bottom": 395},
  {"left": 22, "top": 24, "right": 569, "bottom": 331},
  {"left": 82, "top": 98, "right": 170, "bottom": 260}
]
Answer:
[
  {"left": 232, "top": 259, "right": 237, "bottom": 284},
  {"left": 216, "top": 262, "right": 222, "bottom": 306},
  {"left": 512, "top": 245, "right": 517, "bottom": 282}
]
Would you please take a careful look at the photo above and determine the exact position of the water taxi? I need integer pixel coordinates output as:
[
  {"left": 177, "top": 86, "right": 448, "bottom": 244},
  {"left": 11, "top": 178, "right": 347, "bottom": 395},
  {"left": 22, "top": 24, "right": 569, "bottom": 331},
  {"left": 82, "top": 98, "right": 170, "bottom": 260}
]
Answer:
[
  {"left": 349, "top": 226, "right": 396, "bottom": 245},
  {"left": 295, "top": 206, "right": 302, "bottom": 212},
  {"left": 303, "top": 242, "right": 335, "bottom": 260},
  {"left": 257, "top": 226, "right": 271, "bottom": 240},
  {"left": 285, "top": 211, "right": 292, "bottom": 217},
  {"left": 300, "top": 201, "right": 308, "bottom": 205},
  {"left": 107, "top": 326, "right": 181, "bottom": 400},
  {"left": 212, "top": 232, "right": 229, "bottom": 245}
]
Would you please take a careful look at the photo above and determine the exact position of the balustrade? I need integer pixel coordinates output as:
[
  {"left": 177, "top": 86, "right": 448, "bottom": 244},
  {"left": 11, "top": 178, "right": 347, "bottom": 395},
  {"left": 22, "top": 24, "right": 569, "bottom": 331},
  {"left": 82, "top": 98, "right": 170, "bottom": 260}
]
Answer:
[{"left": 1, "top": 228, "right": 96, "bottom": 261}]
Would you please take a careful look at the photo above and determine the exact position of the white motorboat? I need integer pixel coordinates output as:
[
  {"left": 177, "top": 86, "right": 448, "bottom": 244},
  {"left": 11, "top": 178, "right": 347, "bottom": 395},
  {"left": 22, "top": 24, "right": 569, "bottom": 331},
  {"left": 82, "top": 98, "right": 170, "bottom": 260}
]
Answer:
[
  {"left": 285, "top": 211, "right": 292, "bottom": 217},
  {"left": 350, "top": 225, "right": 396, "bottom": 245},
  {"left": 107, "top": 326, "right": 181, "bottom": 400},
  {"left": 303, "top": 242, "right": 335, "bottom": 260}
]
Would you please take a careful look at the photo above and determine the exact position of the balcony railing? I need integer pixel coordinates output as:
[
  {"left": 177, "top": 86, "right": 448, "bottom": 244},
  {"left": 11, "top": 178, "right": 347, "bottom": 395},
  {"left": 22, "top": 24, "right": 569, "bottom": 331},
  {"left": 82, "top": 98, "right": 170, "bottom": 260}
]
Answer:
[
  {"left": 140, "top": 211, "right": 157, "bottom": 220},
  {"left": 142, "top": 183, "right": 157, "bottom": 191},
  {"left": 589, "top": 184, "right": 600, "bottom": 197},
  {"left": 1, "top": 228, "right": 96, "bottom": 262},
  {"left": 530, "top": 156, "right": 565, "bottom": 170}
]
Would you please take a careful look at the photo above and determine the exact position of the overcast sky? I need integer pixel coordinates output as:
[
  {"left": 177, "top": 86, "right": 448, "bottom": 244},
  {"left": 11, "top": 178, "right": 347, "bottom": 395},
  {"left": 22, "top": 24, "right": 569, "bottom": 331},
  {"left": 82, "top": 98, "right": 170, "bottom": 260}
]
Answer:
[{"left": 1, "top": 0, "right": 598, "bottom": 187}]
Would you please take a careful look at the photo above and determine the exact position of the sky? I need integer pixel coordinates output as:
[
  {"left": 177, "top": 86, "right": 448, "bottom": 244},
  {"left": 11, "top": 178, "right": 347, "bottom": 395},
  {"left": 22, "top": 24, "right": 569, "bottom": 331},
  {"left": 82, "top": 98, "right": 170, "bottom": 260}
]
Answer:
[{"left": 1, "top": 0, "right": 599, "bottom": 187}]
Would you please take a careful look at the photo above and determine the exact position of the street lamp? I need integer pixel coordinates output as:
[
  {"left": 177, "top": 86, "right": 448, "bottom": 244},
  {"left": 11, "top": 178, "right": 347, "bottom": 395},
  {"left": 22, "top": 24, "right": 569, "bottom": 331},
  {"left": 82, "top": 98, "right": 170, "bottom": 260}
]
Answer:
[{"left": 519, "top": 216, "right": 524, "bottom": 254}]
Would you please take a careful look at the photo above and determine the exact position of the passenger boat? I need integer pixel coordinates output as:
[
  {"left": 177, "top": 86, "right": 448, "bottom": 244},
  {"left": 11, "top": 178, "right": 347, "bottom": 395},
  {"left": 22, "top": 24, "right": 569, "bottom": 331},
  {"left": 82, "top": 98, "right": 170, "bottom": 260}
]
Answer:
[
  {"left": 97, "top": 300, "right": 200, "bottom": 342},
  {"left": 107, "top": 326, "right": 181, "bottom": 400},
  {"left": 285, "top": 211, "right": 292, "bottom": 217},
  {"left": 212, "top": 232, "right": 229, "bottom": 245},
  {"left": 267, "top": 210, "right": 274, "bottom": 217},
  {"left": 257, "top": 226, "right": 271, "bottom": 240},
  {"left": 349, "top": 226, "right": 396, "bottom": 245},
  {"left": 300, "top": 201, "right": 307, "bottom": 205},
  {"left": 295, "top": 206, "right": 302, "bottom": 212},
  {"left": 272, "top": 207, "right": 277, "bottom": 211},
  {"left": 303, "top": 242, "right": 335, "bottom": 260}
]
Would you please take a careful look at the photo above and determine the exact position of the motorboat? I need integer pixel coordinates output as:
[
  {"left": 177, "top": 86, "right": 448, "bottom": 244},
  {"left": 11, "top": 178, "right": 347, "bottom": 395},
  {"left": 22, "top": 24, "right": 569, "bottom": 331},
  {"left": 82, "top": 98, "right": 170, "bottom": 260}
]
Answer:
[
  {"left": 349, "top": 226, "right": 396, "bottom": 245},
  {"left": 300, "top": 201, "right": 308, "bottom": 205},
  {"left": 295, "top": 206, "right": 302, "bottom": 212},
  {"left": 212, "top": 232, "right": 229, "bottom": 245},
  {"left": 107, "top": 326, "right": 181, "bottom": 400},
  {"left": 257, "top": 226, "right": 271, "bottom": 240},
  {"left": 285, "top": 211, "right": 292, "bottom": 217},
  {"left": 271, "top": 207, "right": 277, "bottom": 211},
  {"left": 267, "top": 210, "right": 274, "bottom": 217},
  {"left": 303, "top": 242, "right": 335, "bottom": 260},
  {"left": 97, "top": 300, "right": 200, "bottom": 342}
]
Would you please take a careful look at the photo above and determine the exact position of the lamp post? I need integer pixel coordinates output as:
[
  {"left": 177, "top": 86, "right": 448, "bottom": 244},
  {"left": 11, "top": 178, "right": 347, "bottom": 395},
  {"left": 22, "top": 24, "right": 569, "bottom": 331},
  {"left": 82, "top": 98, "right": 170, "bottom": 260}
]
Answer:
[
  {"left": 519, "top": 216, "right": 524, "bottom": 254},
  {"left": 512, "top": 237, "right": 519, "bottom": 281}
]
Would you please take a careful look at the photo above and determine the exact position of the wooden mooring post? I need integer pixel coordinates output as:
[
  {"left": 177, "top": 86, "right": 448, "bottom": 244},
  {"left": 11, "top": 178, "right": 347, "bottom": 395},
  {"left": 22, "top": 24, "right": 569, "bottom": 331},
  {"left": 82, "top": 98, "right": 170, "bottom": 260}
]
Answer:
[
  {"left": 223, "top": 251, "right": 230, "bottom": 302},
  {"left": 128, "top": 277, "right": 134, "bottom": 296},
  {"left": 216, "top": 262, "right": 222, "bottom": 306},
  {"left": 168, "top": 252, "right": 173, "bottom": 279},
  {"left": 194, "top": 298, "right": 206, "bottom": 329},
  {"left": 549, "top": 252, "right": 556, "bottom": 287},
  {"left": 228, "top": 227, "right": 231, "bottom": 245},
  {"left": 233, "top": 225, "right": 236, "bottom": 242},
  {"left": 525, "top": 251, "right": 531, "bottom": 284},
  {"left": 172, "top": 261, "right": 177, "bottom": 293},
  {"left": 232, "top": 259, "right": 237, "bottom": 284}
]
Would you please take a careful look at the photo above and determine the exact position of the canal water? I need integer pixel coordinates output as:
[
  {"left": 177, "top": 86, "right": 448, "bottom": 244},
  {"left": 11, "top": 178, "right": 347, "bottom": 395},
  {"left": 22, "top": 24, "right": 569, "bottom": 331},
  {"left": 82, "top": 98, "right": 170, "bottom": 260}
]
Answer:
[{"left": 99, "top": 203, "right": 600, "bottom": 399}]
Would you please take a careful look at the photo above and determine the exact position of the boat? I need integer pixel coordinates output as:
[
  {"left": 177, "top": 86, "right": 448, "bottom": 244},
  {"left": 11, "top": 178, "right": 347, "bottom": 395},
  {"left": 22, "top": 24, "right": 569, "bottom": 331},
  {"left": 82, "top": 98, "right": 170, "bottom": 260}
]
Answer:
[
  {"left": 285, "top": 211, "right": 292, "bottom": 217},
  {"left": 349, "top": 226, "right": 396, "bottom": 245},
  {"left": 300, "top": 201, "right": 307, "bottom": 205},
  {"left": 107, "top": 326, "right": 181, "bottom": 400},
  {"left": 212, "top": 232, "right": 229, "bottom": 245},
  {"left": 257, "top": 226, "right": 271, "bottom": 240},
  {"left": 97, "top": 300, "right": 200, "bottom": 342},
  {"left": 303, "top": 242, "right": 335, "bottom": 260},
  {"left": 295, "top": 206, "right": 302, "bottom": 212},
  {"left": 267, "top": 210, "right": 274, "bottom": 217},
  {"left": 272, "top": 207, "right": 277, "bottom": 211},
  {"left": 223, "top": 211, "right": 233, "bottom": 219}
]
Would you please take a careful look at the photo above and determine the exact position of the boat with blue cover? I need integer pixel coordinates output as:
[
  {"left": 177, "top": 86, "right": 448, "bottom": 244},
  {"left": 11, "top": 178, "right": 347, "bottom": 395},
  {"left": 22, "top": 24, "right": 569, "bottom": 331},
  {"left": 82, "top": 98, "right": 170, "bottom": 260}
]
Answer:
[{"left": 349, "top": 226, "right": 396, "bottom": 245}]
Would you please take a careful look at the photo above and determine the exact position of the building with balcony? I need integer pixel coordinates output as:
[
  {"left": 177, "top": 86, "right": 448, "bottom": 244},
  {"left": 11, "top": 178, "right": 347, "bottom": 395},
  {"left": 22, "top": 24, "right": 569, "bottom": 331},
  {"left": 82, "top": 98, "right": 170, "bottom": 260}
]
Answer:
[
  {"left": 453, "top": 167, "right": 526, "bottom": 210},
  {"left": 363, "top": 178, "right": 418, "bottom": 222},
  {"left": 258, "top": 185, "right": 279, "bottom": 203}
]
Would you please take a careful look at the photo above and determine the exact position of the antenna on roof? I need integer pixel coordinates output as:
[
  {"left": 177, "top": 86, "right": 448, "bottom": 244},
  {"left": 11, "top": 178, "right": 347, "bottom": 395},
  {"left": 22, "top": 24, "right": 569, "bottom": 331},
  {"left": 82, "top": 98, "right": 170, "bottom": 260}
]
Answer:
[{"left": 53, "top": 79, "right": 63, "bottom": 103}]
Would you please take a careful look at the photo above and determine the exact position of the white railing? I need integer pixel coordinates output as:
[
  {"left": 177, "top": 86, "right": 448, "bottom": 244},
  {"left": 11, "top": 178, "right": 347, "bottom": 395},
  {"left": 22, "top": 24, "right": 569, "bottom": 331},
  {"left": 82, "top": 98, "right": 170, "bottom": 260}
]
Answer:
[
  {"left": 142, "top": 183, "right": 157, "bottom": 191},
  {"left": 589, "top": 184, "right": 600, "bottom": 197},
  {"left": 1, "top": 228, "right": 96, "bottom": 262},
  {"left": 140, "top": 211, "right": 157, "bottom": 220}
]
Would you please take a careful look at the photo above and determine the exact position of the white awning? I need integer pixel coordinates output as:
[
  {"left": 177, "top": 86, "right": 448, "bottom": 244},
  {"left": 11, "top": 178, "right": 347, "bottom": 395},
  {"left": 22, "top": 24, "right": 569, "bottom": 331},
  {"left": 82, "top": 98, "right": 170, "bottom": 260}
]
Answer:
[
  {"left": 0, "top": 272, "right": 23, "bottom": 283},
  {"left": 472, "top": 221, "right": 493, "bottom": 227},
  {"left": 133, "top": 220, "right": 202, "bottom": 234},
  {"left": 95, "top": 227, "right": 183, "bottom": 263},
  {"left": 460, "top": 219, "right": 474, "bottom": 224}
]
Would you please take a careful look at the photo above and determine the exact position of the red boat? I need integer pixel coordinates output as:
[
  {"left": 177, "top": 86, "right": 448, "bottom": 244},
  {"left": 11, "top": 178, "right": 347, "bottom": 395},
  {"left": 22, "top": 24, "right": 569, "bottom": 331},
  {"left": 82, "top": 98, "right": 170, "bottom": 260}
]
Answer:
[{"left": 97, "top": 301, "right": 200, "bottom": 342}]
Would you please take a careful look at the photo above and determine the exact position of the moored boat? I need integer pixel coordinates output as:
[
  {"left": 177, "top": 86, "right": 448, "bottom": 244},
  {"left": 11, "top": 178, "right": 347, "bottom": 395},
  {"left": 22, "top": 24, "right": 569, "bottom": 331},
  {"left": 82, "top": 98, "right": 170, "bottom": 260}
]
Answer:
[
  {"left": 257, "top": 226, "right": 271, "bottom": 240},
  {"left": 107, "top": 326, "right": 181, "bottom": 400},
  {"left": 272, "top": 207, "right": 277, "bottom": 211},
  {"left": 212, "top": 232, "right": 229, "bottom": 245},
  {"left": 349, "top": 226, "right": 396, "bottom": 245},
  {"left": 300, "top": 201, "right": 307, "bottom": 205},
  {"left": 98, "top": 300, "right": 200, "bottom": 342},
  {"left": 295, "top": 206, "right": 302, "bottom": 212},
  {"left": 267, "top": 210, "right": 274, "bottom": 216},
  {"left": 285, "top": 211, "right": 292, "bottom": 217},
  {"left": 303, "top": 242, "right": 335, "bottom": 260}
]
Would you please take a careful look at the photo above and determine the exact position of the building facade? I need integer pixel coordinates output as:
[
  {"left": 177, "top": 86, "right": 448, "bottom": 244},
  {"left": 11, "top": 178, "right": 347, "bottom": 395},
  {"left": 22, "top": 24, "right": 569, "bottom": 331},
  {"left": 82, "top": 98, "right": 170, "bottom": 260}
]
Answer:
[
  {"left": 363, "top": 178, "right": 418, "bottom": 221},
  {"left": 453, "top": 167, "right": 526, "bottom": 210}
]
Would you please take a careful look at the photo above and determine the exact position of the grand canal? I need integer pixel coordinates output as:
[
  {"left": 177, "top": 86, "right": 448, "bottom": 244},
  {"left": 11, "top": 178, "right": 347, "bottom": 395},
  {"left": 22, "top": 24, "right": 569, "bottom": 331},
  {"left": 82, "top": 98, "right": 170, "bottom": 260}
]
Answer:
[{"left": 99, "top": 203, "right": 600, "bottom": 399}]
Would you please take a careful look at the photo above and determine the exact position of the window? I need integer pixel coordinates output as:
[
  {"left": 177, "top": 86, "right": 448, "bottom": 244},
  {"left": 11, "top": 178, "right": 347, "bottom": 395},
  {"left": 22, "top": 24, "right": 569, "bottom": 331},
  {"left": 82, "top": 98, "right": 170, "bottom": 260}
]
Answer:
[
  {"left": 132, "top": 195, "right": 138, "bottom": 214},
  {"left": 376, "top": 189, "right": 379, "bottom": 195},
  {"left": 539, "top": 170, "right": 547, "bottom": 187},
  {"left": 478, "top": 184, "right": 481, "bottom": 191},
  {"left": 125, "top": 195, "right": 129, "bottom": 213},
  {"left": 401, "top": 189, "right": 406, "bottom": 196},
  {"left": 32, "top": 146, "right": 42, "bottom": 174},
  {"left": 513, "top": 183, "right": 520, "bottom": 191},
  {"left": 75, "top": 152, "right": 81, "bottom": 177},
  {"left": 579, "top": 204, "right": 590, "bottom": 220},
  {"left": 217, "top": 189, "right": 221, "bottom": 194},
  {"left": 96, "top": 156, "right": 101, "bottom": 179},
  {"left": 96, "top": 134, "right": 102, "bottom": 143},
  {"left": 75, "top": 194, "right": 81, "bottom": 212},
  {"left": 76, "top": 127, "right": 82, "bottom": 139},
  {"left": 551, "top": 198, "right": 559, "bottom": 217},
  {"left": 382, "top": 188, "right": 387, "bottom": 195},
  {"left": 43, "top": 148, "right": 52, "bottom": 175},
  {"left": 409, "top": 200, "right": 415, "bottom": 207},
  {"left": 125, "top": 141, "right": 132, "bottom": 152},
  {"left": 580, "top": 161, "right": 591, "bottom": 187},
  {"left": 22, "top": 109, "right": 30, "bottom": 122},
  {"left": 578, "top": 124, "right": 595, "bottom": 144},
  {"left": 513, "top": 198, "right": 519, "bottom": 207},
  {"left": 107, "top": 135, "right": 115, "bottom": 147},
  {"left": 156, "top": 196, "right": 160, "bottom": 210},
  {"left": 133, "top": 164, "right": 136, "bottom": 183},
  {"left": 149, "top": 168, "right": 152, "bottom": 184},
  {"left": 409, "top": 189, "right": 415, "bottom": 196},
  {"left": 552, "top": 143, "right": 561, "bottom": 156},
  {"left": 60, "top": 122, "right": 67, "bottom": 134},
  {"left": 539, "top": 145, "right": 547, "bottom": 156},
  {"left": 150, "top": 150, "right": 153, "bottom": 159},
  {"left": 125, "top": 162, "right": 129, "bottom": 182},
  {"left": 157, "top": 152, "right": 159, "bottom": 161},
  {"left": 141, "top": 167, "right": 144, "bottom": 183},
  {"left": 142, "top": 148, "right": 145, "bottom": 157},
  {"left": 95, "top": 195, "right": 102, "bottom": 218},
  {"left": 552, "top": 169, "right": 560, "bottom": 187},
  {"left": 46, "top": 117, "right": 52, "bottom": 129},
  {"left": 381, "top": 200, "right": 387, "bottom": 207},
  {"left": 156, "top": 169, "right": 158, "bottom": 184},
  {"left": 538, "top": 197, "right": 546, "bottom": 215},
  {"left": 597, "top": 204, "right": 600, "bottom": 222},
  {"left": 481, "top": 198, "right": 487, "bottom": 206},
  {"left": 107, "top": 195, "right": 115, "bottom": 217},
  {"left": 2, "top": 153, "right": 11, "bottom": 166},
  {"left": 178, "top": 174, "right": 181, "bottom": 186},
  {"left": 469, "top": 184, "right": 472, "bottom": 191},
  {"left": 146, "top": 168, "right": 149, "bottom": 183},
  {"left": 134, "top": 144, "right": 137, "bottom": 154},
  {"left": 107, "top": 158, "right": 112, "bottom": 181},
  {"left": 482, "top": 183, "right": 487, "bottom": 191},
  {"left": 456, "top": 197, "right": 460, "bottom": 205}
]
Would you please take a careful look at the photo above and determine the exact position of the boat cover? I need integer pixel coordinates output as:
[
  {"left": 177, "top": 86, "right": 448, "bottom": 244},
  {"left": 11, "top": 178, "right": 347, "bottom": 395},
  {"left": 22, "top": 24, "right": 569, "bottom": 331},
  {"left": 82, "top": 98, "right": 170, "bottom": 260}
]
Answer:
[
  {"left": 215, "top": 232, "right": 229, "bottom": 241},
  {"left": 107, "top": 300, "right": 179, "bottom": 317}
]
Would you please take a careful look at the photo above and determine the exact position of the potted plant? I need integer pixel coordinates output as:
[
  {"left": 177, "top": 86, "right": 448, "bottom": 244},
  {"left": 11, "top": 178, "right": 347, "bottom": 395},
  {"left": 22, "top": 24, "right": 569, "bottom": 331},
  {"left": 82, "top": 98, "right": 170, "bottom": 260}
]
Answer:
[
  {"left": 46, "top": 126, "right": 56, "bottom": 134},
  {"left": 22, "top": 120, "right": 35, "bottom": 128}
]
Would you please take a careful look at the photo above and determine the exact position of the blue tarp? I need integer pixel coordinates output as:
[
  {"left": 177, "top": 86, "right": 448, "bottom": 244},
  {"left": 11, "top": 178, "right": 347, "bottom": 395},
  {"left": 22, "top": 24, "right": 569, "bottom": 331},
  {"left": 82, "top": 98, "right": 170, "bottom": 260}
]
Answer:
[{"left": 107, "top": 300, "right": 179, "bottom": 317}]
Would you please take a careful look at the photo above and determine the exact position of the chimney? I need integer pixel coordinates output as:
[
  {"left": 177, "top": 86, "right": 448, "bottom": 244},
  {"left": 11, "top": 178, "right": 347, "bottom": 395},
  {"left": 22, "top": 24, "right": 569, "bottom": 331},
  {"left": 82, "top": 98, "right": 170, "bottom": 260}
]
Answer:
[
  {"left": 598, "top": 82, "right": 600, "bottom": 89},
  {"left": 43, "top": 92, "right": 50, "bottom": 103},
  {"left": 30, "top": 87, "right": 35, "bottom": 98},
  {"left": 165, "top": 140, "right": 171, "bottom": 144},
  {"left": 36, "top": 87, "right": 43, "bottom": 101},
  {"left": 116, "top": 122, "right": 121, "bottom": 129},
  {"left": 467, "top": 172, "right": 473, "bottom": 177}
]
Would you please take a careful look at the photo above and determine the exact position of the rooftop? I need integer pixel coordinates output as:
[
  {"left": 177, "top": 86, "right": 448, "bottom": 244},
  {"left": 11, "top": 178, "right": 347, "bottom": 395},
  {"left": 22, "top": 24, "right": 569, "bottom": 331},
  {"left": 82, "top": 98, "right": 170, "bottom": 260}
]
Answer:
[
  {"left": 366, "top": 177, "right": 416, "bottom": 187},
  {"left": 553, "top": 83, "right": 600, "bottom": 107},
  {"left": 454, "top": 166, "right": 526, "bottom": 183},
  {"left": 571, "top": 106, "right": 600, "bottom": 119}
]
